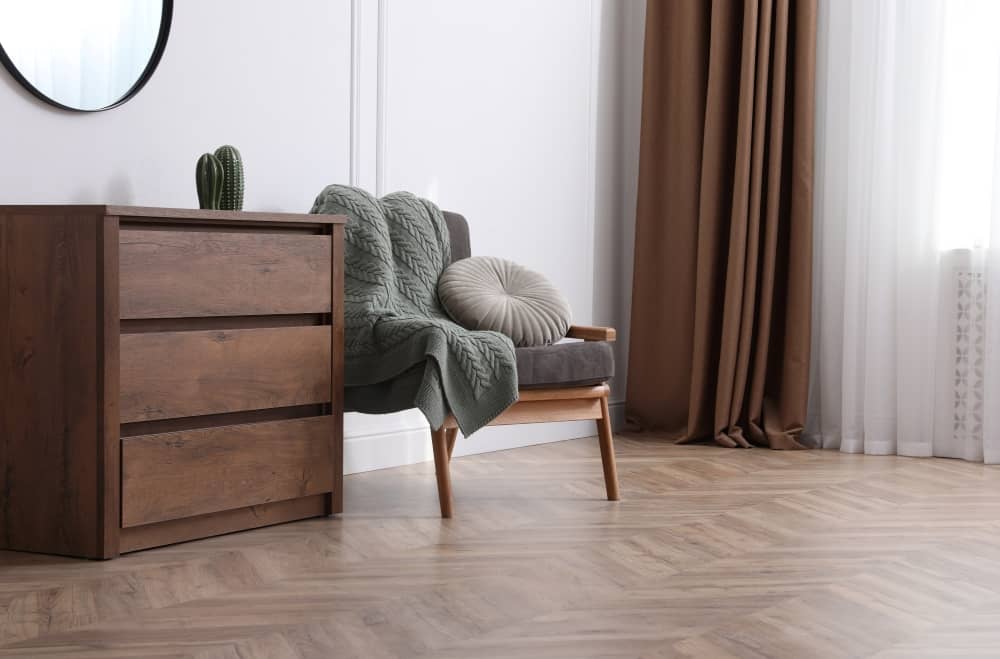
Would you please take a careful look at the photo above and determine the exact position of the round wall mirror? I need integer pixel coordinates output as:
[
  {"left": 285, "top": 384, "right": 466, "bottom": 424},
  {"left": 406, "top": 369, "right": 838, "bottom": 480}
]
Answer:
[{"left": 0, "top": 0, "right": 172, "bottom": 112}]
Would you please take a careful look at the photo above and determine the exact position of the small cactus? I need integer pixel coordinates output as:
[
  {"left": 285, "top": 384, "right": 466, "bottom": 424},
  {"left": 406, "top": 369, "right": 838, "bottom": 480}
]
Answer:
[
  {"left": 214, "top": 145, "right": 244, "bottom": 211},
  {"left": 195, "top": 153, "right": 224, "bottom": 210}
]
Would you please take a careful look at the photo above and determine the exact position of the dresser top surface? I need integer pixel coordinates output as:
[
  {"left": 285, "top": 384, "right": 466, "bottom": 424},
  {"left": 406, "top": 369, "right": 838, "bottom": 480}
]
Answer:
[{"left": 0, "top": 205, "right": 348, "bottom": 225}]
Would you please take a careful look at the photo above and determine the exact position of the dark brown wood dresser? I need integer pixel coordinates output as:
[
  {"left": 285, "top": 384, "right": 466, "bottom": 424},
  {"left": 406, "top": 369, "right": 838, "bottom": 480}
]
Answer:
[{"left": 0, "top": 206, "right": 347, "bottom": 558}]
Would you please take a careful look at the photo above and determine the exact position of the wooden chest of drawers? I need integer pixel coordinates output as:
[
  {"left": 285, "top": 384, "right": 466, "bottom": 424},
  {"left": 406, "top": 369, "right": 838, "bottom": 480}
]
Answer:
[{"left": 0, "top": 206, "right": 347, "bottom": 558}]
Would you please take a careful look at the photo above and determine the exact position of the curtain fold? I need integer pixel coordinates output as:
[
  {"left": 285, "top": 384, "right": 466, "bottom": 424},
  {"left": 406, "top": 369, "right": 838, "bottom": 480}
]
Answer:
[{"left": 626, "top": 0, "right": 817, "bottom": 449}]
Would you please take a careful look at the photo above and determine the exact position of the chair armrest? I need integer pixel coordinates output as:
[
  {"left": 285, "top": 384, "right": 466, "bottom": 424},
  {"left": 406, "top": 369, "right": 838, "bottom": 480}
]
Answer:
[{"left": 566, "top": 325, "right": 616, "bottom": 342}]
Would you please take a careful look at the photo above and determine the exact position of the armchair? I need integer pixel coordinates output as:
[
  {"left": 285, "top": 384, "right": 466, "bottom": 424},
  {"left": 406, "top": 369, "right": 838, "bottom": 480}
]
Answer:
[{"left": 431, "top": 212, "right": 621, "bottom": 517}]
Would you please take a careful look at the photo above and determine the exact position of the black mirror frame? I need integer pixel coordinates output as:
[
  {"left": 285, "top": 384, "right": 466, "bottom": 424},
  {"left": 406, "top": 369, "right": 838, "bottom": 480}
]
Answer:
[{"left": 0, "top": 0, "right": 173, "bottom": 112}]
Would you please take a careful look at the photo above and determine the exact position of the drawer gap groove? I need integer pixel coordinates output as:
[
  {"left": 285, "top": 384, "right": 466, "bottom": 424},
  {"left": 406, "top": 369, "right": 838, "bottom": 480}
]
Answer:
[
  {"left": 121, "top": 404, "right": 329, "bottom": 437},
  {"left": 120, "top": 220, "right": 326, "bottom": 234},
  {"left": 121, "top": 314, "right": 331, "bottom": 333}
]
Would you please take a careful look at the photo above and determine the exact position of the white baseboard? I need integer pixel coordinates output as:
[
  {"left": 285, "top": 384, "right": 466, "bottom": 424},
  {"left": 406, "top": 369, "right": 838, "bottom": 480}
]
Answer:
[{"left": 343, "top": 400, "right": 625, "bottom": 474}]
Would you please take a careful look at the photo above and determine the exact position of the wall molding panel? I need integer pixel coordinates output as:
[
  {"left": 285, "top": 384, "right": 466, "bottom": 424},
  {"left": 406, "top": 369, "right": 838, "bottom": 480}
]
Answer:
[
  {"left": 348, "top": 0, "right": 381, "bottom": 192},
  {"left": 349, "top": 0, "right": 362, "bottom": 186},
  {"left": 375, "top": 0, "right": 390, "bottom": 197}
]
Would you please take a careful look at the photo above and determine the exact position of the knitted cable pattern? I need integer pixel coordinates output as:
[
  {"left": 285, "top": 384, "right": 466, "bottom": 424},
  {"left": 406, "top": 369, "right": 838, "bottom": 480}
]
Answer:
[{"left": 310, "top": 185, "right": 518, "bottom": 434}]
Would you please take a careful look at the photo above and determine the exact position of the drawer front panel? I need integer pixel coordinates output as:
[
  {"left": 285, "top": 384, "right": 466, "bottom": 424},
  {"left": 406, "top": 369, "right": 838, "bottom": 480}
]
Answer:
[
  {"left": 120, "top": 326, "right": 331, "bottom": 423},
  {"left": 122, "top": 416, "right": 333, "bottom": 527},
  {"left": 120, "top": 229, "right": 332, "bottom": 318}
]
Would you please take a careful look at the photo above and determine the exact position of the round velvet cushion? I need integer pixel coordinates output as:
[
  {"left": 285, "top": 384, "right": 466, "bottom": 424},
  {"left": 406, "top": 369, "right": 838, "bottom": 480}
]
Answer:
[{"left": 438, "top": 256, "right": 572, "bottom": 347}]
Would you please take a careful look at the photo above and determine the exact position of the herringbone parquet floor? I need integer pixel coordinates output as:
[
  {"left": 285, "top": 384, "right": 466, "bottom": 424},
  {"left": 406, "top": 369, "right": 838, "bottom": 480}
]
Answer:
[{"left": 3, "top": 435, "right": 1000, "bottom": 658}]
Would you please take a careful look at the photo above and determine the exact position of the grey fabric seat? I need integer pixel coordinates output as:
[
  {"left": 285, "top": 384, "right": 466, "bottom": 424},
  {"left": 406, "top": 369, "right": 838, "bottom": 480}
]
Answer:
[
  {"left": 443, "top": 211, "right": 614, "bottom": 389},
  {"left": 516, "top": 341, "right": 614, "bottom": 389}
]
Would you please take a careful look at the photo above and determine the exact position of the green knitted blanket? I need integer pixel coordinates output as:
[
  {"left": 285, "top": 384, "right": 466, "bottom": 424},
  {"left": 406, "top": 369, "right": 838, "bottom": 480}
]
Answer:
[{"left": 310, "top": 185, "right": 518, "bottom": 435}]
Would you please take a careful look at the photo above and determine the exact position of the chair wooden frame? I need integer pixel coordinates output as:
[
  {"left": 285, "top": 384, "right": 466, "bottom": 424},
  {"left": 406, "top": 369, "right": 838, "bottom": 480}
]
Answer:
[{"left": 429, "top": 325, "right": 621, "bottom": 517}]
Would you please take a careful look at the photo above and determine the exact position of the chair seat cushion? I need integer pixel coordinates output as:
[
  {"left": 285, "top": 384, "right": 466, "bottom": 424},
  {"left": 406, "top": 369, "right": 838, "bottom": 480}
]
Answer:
[
  {"left": 516, "top": 340, "right": 614, "bottom": 389},
  {"left": 438, "top": 256, "right": 572, "bottom": 347}
]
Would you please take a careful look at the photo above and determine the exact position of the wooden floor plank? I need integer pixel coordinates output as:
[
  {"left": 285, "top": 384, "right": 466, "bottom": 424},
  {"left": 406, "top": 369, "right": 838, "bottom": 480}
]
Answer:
[{"left": 2, "top": 435, "right": 999, "bottom": 658}]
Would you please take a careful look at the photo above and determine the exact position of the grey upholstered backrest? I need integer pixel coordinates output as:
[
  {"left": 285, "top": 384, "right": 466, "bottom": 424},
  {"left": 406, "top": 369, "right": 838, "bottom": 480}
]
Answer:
[{"left": 443, "top": 211, "right": 471, "bottom": 264}]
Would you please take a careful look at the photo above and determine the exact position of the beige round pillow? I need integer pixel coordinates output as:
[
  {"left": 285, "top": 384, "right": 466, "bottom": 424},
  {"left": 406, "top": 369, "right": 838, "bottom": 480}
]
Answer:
[{"left": 438, "top": 256, "right": 572, "bottom": 347}]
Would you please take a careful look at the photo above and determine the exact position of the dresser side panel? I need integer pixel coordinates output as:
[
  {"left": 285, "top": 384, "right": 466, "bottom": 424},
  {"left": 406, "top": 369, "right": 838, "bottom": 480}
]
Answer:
[
  {"left": 329, "top": 224, "right": 345, "bottom": 514},
  {"left": 0, "top": 209, "right": 104, "bottom": 558}
]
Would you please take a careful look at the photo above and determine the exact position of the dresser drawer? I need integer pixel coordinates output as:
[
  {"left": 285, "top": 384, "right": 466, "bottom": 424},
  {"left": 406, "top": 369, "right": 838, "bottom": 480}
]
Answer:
[
  {"left": 120, "top": 326, "right": 331, "bottom": 423},
  {"left": 121, "top": 416, "right": 334, "bottom": 527},
  {"left": 119, "top": 229, "right": 332, "bottom": 318}
]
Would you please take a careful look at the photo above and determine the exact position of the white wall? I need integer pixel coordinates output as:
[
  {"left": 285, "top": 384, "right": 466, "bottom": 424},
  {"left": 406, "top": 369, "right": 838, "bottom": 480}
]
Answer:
[
  {"left": 342, "top": 0, "right": 646, "bottom": 472},
  {"left": 0, "top": 0, "right": 645, "bottom": 474},
  {"left": 0, "top": 2, "right": 352, "bottom": 211}
]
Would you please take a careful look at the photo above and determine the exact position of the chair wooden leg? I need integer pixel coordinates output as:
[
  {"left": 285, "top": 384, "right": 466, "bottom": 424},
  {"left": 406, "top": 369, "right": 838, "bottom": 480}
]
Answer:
[
  {"left": 431, "top": 427, "right": 454, "bottom": 518},
  {"left": 445, "top": 427, "right": 458, "bottom": 461},
  {"left": 596, "top": 393, "right": 620, "bottom": 501}
]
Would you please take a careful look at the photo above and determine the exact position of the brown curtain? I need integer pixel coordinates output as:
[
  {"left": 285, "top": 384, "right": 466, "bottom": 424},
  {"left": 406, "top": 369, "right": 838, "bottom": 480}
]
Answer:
[{"left": 625, "top": 0, "right": 817, "bottom": 449}]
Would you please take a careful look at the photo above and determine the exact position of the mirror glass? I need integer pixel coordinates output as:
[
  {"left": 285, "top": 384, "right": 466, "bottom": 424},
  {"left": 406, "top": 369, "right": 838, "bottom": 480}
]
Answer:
[{"left": 0, "top": 0, "right": 170, "bottom": 111}]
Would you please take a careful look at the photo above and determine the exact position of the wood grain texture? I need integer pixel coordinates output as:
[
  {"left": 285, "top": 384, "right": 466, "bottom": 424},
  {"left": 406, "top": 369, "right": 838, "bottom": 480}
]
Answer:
[
  {"left": 487, "top": 398, "right": 603, "bottom": 425},
  {"left": 120, "top": 326, "right": 331, "bottom": 422},
  {"left": 596, "top": 395, "right": 620, "bottom": 501},
  {"left": 0, "top": 205, "right": 347, "bottom": 226},
  {"left": 518, "top": 384, "right": 609, "bottom": 401},
  {"left": 0, "top": 208, "right": 107, "bottom": 558},
  {"left": 120, "top": 404, "right": 327, "bottom": 437},
  {"left": 110, "top": 206, "right": 346, "bottom": 225},
  {"left": 122, "top": 416, "right": 334, "bottom": 527},
  {"left": 3, "top": 441, "right": 1000, "bottom": 658},
  {"left": 99, "top": 216, "right": 120, "bottom": 557},
  {"left": 119, "top": 230, "right": 332, "bottom": 318},
  {"left": 1, "top": 205, "right": 345, "bottom": 559},
  {"left": 431, "top": 428, "right": 453, "bottom": 518},
  {"left": 119, "top": 495, "right": 327, "bottom": 553},
  {"left": 327, "top": 224, "right": 346, "bottom": 516},
  {"left": 442, "top": 397, "right": 603, "bottom": 429},
  {"left": 565, "top": 325, "right": 617, "bottom": 341},
  {"left": 441, "top": 386, "right": 611, "bottom": 429}
]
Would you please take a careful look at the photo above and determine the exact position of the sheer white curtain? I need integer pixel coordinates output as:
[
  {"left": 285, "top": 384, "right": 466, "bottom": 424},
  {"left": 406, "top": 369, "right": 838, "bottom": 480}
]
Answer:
[{"left": 808, "top": 0, "right": 1000, "bottom": 463}]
